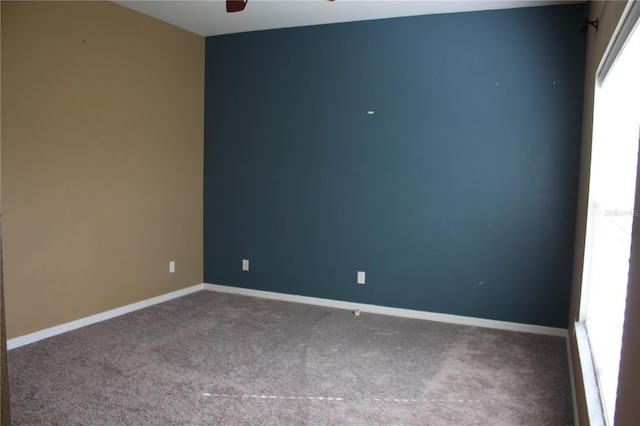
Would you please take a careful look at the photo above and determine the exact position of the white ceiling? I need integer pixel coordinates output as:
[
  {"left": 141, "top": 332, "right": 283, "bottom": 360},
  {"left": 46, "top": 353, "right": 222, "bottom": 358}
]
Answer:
[{"left": 114, "top": 0, "right": 578, "bottom": 37}]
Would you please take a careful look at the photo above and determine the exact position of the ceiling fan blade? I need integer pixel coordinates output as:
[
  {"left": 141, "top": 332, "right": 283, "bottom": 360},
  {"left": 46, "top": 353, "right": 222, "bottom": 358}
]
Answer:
[
  {"left": 226, "top": 0, "right": 334, "bottom": 14},
  {"left": 226, "top": 0, "right": 247, "bottom": 13}
]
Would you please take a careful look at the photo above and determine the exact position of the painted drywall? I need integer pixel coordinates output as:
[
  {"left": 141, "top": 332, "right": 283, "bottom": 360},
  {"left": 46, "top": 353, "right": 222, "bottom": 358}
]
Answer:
[
  {"left": 565, "top": 2, "right": 640, "bottom": 425},
  {"left": 0, "top": 4, "right": 10, "bottom": 424},
  {"left": 204, "top": 4, "right": 586, "bottom": 328},
  {"left": 1, "top": 1, "right": 204, "bottom": 339},
  {"left": 617, "top": 153, "right": 640, "bottom": 425}
]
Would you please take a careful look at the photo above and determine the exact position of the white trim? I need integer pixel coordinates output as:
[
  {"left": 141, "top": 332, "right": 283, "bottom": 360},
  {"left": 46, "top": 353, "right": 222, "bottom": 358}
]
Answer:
[
  {"left": 7, "top": 284, "right": 205, "bottom": 350},
  {"left": 567, "top": 331, "right": 580, "bottom": 426},
  {"left": 574, "top": 322, "right": 606, "bottom": 426},
  {"left": 597, "top": 0, "right": 640, "bottom": 86},
  {"left": 7, "top": 281, "right": 567, "bottom": 350},
  {"left": 203, "top": 283, "right": 568, "bottom": 337}
]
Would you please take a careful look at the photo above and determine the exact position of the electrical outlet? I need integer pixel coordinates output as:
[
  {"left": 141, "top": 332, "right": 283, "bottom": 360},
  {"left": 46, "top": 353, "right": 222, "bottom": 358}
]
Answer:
[
  {"left": 242, "top": 259, "right": 249, "bottom": 271},
  {"left": 357, "top": 271, "right": 365, "bottom": 285},
  {"left": 169, "top": 261, "right": 175, "bottom": 273}
]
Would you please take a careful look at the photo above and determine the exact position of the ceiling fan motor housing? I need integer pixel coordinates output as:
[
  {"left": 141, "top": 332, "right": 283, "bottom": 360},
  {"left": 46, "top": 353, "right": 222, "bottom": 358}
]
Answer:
[{"left": 226, "top": 0, "right": 248, "bottom": 13}]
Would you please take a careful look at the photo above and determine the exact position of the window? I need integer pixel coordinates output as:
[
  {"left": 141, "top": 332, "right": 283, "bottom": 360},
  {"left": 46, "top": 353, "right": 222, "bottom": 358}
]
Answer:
[{"left": 579, "top": 3, "right": 640, "bottom": 424}]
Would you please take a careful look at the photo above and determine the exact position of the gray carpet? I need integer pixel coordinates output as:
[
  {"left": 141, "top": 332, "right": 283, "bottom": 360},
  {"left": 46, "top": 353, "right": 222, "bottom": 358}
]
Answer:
[{"left": 8, "top": 291, "right": 573, "bottom": 425}]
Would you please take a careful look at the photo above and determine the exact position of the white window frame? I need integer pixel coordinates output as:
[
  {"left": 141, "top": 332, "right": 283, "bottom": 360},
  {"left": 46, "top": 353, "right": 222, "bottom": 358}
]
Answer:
[{"left": 577, "top": 1, "right": 640, "bottom": 425}]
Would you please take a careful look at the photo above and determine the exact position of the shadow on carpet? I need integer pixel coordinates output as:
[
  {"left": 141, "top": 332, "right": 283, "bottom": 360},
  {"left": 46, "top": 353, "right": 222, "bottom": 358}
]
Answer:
[{"left": 9, "top": 291, "right": 573, "bottom": 425}]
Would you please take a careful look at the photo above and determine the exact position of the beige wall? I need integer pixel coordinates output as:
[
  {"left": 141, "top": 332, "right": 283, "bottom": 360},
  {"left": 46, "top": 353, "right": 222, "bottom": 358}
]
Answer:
[
  {"left": 567, "top": 1, "right": 640, "bottom": 425},
  {"left": 1, "top": 1, "right": 204, "bottom": 339},
  {"left": 0, "top": 4, "right": 10, "bottom": 425},
  {"left": 617, "top": 149, "right": 640, "bottom": 424}
]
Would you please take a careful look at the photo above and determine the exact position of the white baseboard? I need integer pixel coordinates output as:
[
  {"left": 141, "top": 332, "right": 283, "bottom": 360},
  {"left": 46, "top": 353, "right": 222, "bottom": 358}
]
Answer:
[
  {"left": 7, "top": 284, "right": 205, "bottom": 350},
  {"left": 203, "top": 283, "right": 568, "bottom": 337},
  {"left": 7, "top": 282, "right": 567, "bottom": 350}
]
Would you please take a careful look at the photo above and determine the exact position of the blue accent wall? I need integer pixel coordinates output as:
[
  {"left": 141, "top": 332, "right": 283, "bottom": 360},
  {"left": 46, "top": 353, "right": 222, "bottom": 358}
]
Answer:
[{"left": 204, "top": 4, "right": 586, "bottom": 328}]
